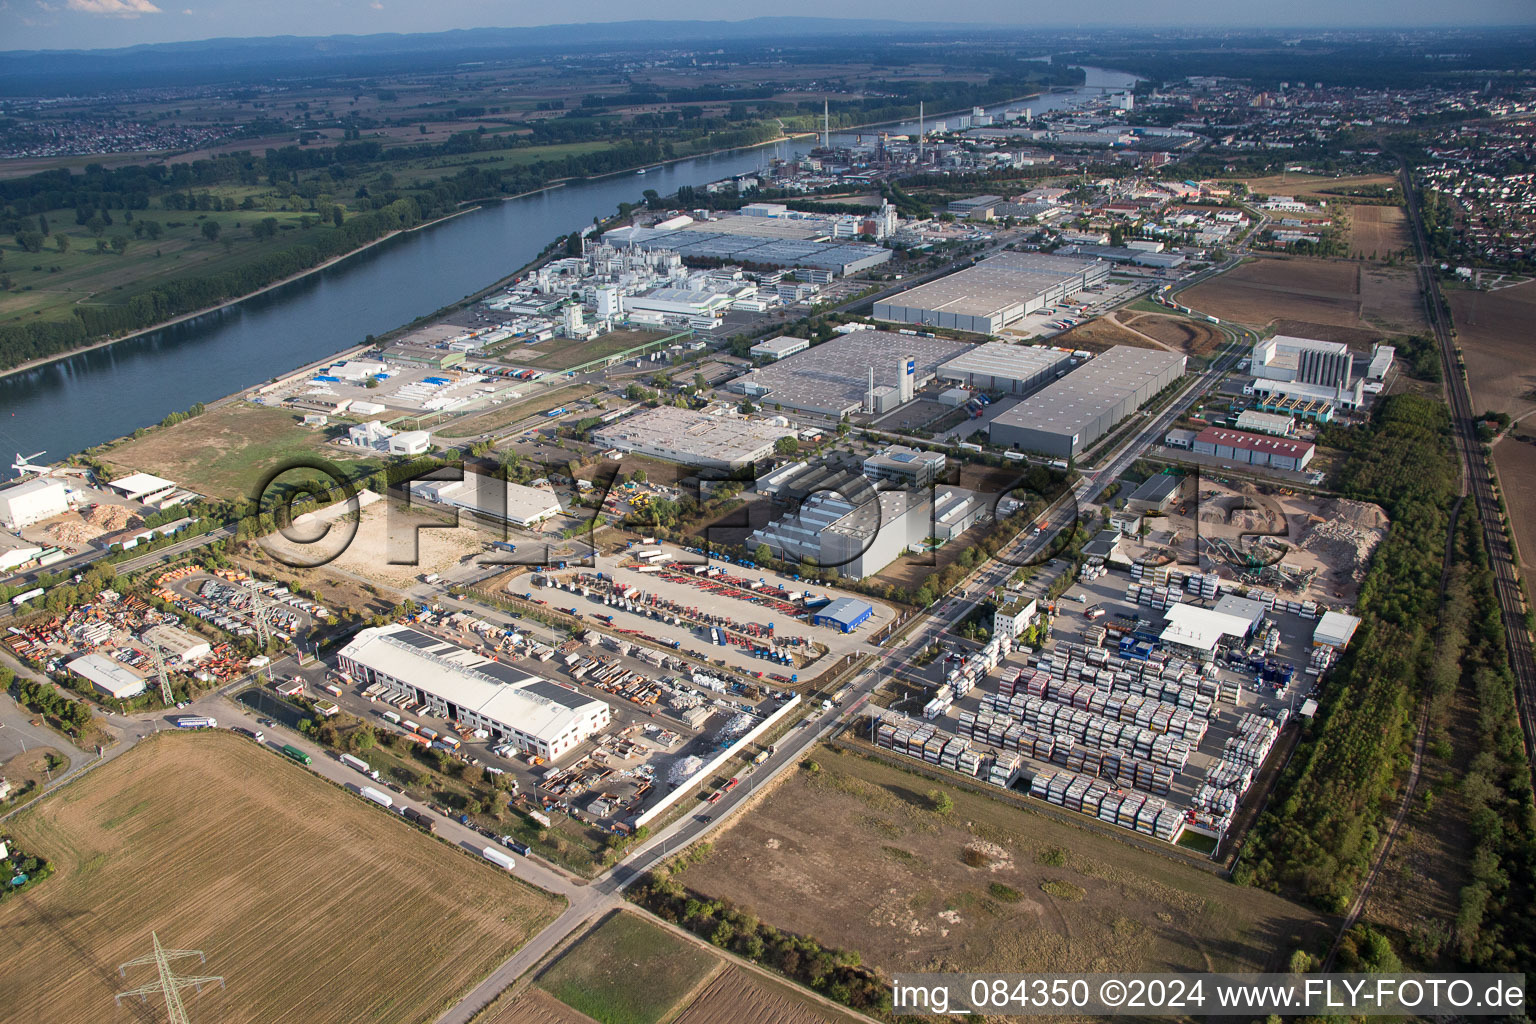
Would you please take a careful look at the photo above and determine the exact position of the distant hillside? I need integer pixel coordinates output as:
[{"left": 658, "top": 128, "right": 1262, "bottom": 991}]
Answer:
[{"left": 0, "top": 18, "right": 991, "bottom": 94}]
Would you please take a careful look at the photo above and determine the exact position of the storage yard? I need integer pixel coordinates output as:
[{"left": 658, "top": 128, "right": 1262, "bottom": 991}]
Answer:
[
  {"left": 0, "top": 730, "right": 562, "bottom": 1024},
  {"left": 671, "top": 743, "right": 1330, "bottom": 978}
]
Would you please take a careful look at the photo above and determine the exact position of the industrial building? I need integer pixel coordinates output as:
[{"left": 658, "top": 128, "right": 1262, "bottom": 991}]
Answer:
[
  {"left": 67, "top": 653, "right": 147, "bottom": 699},
  {"left": 732, "top": 331, "right": 972, "bottom": 418},
  {"left": 1126, "top": 474, "right": 1182, "bottom": 513},
  {"left": 591, "top": 407, "right": 793, "bottom": 471},
  {"left": 603, "top": 223, "right": 891, "bottom": 277},
  {"left": 141, "top": 624, "right": 212, "bottom": 664},
  {"left": 936, "top": 342, "right": 1072, "bottom": 395},
  {"left": 863, "top": 445, "right": 946, "bottom": 488},
  {"left": 1158, "top": 603, "right": 1260, "bottom": 660},
  {"left": 809, "top": 597, "right": 874, "bottom": 633},
  {"left": 339, "top": 625, "right": 611, "bottom": 761},
  {"left": 1252, "top": 335, "right": 1353, "bottom": 390},
  {"left": 1192, "top": 428, "right": 1315, "bottom": 472},
  {"left": 872, "top": 252, "right": 1108, "bottom": 334},
  {"left": 748, "top": 487, "right": 928, "bottom": 579},
  {"left": 1313, "top": 610, "right": 1362, "bottom": 649},
  {"left": 989, "top": 347, "right": 1188, "bottom": 458},
  {"left": 1234, "top": 410, "right": 1296, "bottom": 436},
  {"left": 749, "top": 336, "right": 810, "bottom": 361},
  {"left": 105, "top": 472, "right": 178, "bottom": 503},
  {"left": 0, "top": 477, "right": 68, "bottom": 529},
  {"left": 409, "top": 473, "right": 563, "bottom": 528}
]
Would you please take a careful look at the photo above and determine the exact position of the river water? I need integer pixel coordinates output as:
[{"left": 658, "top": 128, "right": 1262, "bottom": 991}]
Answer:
[{"left": 0, "top": 66, "right": 1136, "bottom": 465}]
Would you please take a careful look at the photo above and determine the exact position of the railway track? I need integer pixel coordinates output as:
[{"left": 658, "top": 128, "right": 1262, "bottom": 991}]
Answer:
[{"left": 1399, "top": 159, "right": 1536, "bottom": 787}]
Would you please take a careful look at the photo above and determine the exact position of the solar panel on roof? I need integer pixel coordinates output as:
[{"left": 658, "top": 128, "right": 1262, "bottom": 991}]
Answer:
[
  {"left": 394, "top": 629, "right": 447, "bottom": 650},
  {"left": 522, "top": 680, "right": 591, "bottom": 709},
  {"left": 479, "top": 661, "right": 538, "bottom": 687}
]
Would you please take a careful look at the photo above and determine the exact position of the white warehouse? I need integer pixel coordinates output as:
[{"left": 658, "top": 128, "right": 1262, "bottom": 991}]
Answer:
[
  {"left": 0, "top": 477, "right": 68, "bottom": 529},
  {"left": 339, "top": 625, "right": 611, "bottom": 761}
]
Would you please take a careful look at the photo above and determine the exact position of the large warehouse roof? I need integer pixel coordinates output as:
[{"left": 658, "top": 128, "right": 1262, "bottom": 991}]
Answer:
[
  {"left": 874, "top": 252, "right": 1103, "bottom": 331},
  {"left": 592, "top": 406, "right": 792, "bottom": 469},
  {"left": 340, "top": 626, "right": 605, "bottom": 744},
  {"left": 603, "top": 223, "right": 890, "bottom": 274},
  {"left": 989, "top": 347, "right": 1188, "bottom": 439},
  {"left": 1194, "top": 427, "right": 1314, "bottom": 461},
  {"left": 734, "top": 330, "right": 972, "bottom": 416},
  {"left": 68, "top": 653, "right": 147, "bottom": 699},
  {"left": 938, "top": 342, "right": 1071, "bottom": 385},
  {"left": 409, "top": 472, "right": 562, "bottom": 526},
  {"left": 1159, "top": 603, "right": 1255, "bottom": 652}
]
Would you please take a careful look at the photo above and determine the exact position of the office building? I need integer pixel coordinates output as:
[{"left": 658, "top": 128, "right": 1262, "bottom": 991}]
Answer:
[
  {"left": 750, "top": 336, "right": 811, "bottom": 361},
  {"left": 863, "top": 445, "right": 946, "bottom": 488}
]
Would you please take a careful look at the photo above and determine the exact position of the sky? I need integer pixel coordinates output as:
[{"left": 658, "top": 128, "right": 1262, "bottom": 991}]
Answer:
[{"left": 3, "top": 0, "right": 1534, "bottom": 52}]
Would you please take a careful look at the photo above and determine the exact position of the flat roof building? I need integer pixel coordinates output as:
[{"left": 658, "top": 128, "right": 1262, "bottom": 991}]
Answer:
[
  {"left": 749, "top": 336, "right": 811, "bottom": 361},
  {"left": 592, "top": 407, "right": 793, "bottom": 471},
  {"left": 1159, "top": 603, "right": 1258, "bottom": 658},
  {"left": 732, "top": 331, "right": 972, "bottom": 418},
  {"left": 873, "top": 252, "right": 1107, "bottom": 335},
  {"left": 1252, "top": 334, "right": 1353, "bottom": 390},
  {"left": 410, "top": 473, "right": 563, "bottom": 528},
  {"left": 68, "top": 653, "right": 147, "bottom": 700},
  {"left": 748, "top": 475, "right": 932, "bottom": 579},
  {"left": 339, "top": 625, "right": 611, "bottom": 761},
  {"left": 936, "top": 342, "right": 1072, "bottom": 395},
  {"left": 0, "top": 477, "right": 68, "bottom": 530},
  {"left": 1313, "top": 610, "right": 1362, "bottom": 649},
  {"left": 141, "top": 624, "right": 212, "bottom": 664},
  {"left": 990, "top": 347, "right": 1188, "bottom": 458},
  {"left": 1192, "top": 427, "right": 1315, "bottom": 472},
  {"left": 1126, "top": 474, "right": 1181, "bottom": 513},
  {"left": 863, "top": 445, "right": 946, "bottom": 488}
]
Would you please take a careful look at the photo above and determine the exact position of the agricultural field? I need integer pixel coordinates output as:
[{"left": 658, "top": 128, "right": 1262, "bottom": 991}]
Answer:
[
  {"left": 1347, "top": 205, "right": 1410, "bottom": 258},
  {"left": 0, "top": 730, "right": 563, "bottom": 1024},
  {"left": 99, "top": 402, "right": 379, "bottom": 501},
  {"left": 1237, "top": 173, "right": 1400, "bottom": 202},
  {"left": 1446, "top": 279, "right": 1536, "bottom": 421},
  {"left": 1181, "top": 258, "right": 1426, "bottom": 340},
  {"left": 672, "top": 967, "right": 870, "bottom": 1024},
  {"left": 1494, "top": 437, "right": 1536, "bottom": 577},
  {"left": 671, "top": 745, "right": 1331, "bottom": 978},
  {"left": 517, "top": 328, "right": 676, "bottom": 371},
  {"left": 536, "top": 911, "right": 719, "bottom": 1024}
]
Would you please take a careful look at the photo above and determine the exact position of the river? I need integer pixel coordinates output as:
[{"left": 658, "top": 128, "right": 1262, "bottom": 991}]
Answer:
[{"left": 0, "top": 65, "right": 1136, "bottom": 466}]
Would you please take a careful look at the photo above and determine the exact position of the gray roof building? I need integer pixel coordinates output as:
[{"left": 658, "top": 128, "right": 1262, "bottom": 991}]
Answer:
[{"left": 731, "top": 330, "right": 972, "bottom": 418}]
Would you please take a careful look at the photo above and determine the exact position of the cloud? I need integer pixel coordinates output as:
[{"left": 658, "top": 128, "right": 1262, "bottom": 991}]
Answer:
[
  {"left": 64, "top": 0, "right": 162, "bottom": 15},
  {"left": 369, "top": 1, "right": 382, "bottom": 7}
]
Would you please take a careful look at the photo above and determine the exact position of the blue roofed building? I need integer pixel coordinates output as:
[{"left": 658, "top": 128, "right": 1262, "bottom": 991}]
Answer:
[{"left": 809, "top": 597, "right": 874, "bottom": 633}]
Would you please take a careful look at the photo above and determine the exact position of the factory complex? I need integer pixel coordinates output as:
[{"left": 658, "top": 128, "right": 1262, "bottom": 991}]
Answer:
[
  {"left": 935, "top": 341, "right": 1073, "bottom": 395},
  {"left": 990, "top": 346, "right": 1189, "bottom": 457},
  {"left": 732, "top": 330, "right": 972, "bottom": 418},
  {"left": 603, "top": 205, "right": 895, "bottom": 278},
  {"left": 339, "top": 625, "right": 612, "bottom": 762},
  {"left": 873, "top": 251, "right": 1109, "bottom": 334},
  {"left": 592, "top": 406, "right": 794, "bottom": 471}
]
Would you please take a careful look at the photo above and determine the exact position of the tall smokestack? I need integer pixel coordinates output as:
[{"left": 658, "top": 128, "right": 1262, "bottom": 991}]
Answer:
[
  {"left": 918, "top": 101, "right": 924, "bottom": 161},
  {"left": 822, "top": 100, "right": 829, "bottom": 149}
]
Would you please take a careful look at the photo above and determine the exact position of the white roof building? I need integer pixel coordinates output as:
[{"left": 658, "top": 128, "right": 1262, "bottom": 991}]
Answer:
[
  {"left": 338, "top": 625, "right": 610, "bottom": 760},
  {"left": 0, "top": 477, "right": 68, "bottom": 529},
  {"left": 409, "top": 473, "right": 562, "bottom": 528},
  {"left": 68, "top": 653, "right": 147, "bottom": 699},
  {"left": 1159, "top": 603, "right": 1258, "bottom": 655},
  {"left": 141, "top": 623, "right": 213, "bottom": 664},
  {"left": 1313, "top": 611, "right": 1362, "bottom": 649},
  {"left": 106, "top": 473, "right": 177, "bottom": 503}
]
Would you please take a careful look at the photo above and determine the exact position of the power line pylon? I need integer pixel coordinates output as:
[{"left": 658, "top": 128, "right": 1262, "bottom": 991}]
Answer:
[
  {"left": 115, "top": 932, "right": 224, "bottom": 1024},
  {"left": 147, "top": 644, "right": 173, "bottom": 707}
]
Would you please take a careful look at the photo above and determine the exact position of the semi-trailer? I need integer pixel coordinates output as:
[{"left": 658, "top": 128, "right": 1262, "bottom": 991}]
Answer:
[
  {"left": 481, "top": 846, "right": 517, "bottom": 871},
  {"left": 174, "top": 716, "right": 217, "bottom": 729},
  {"left": 359, "top": 786, "right": 394, "bottom": 809},
  {"left": 339, "top": 753, "right": 371, "bottom": 774},
  {"left": 280, "top": 744, "right": 312, "bottom": 765}
]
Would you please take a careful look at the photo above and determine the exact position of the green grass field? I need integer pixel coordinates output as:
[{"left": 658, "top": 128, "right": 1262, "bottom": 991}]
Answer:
[
  {"left": 518, "top": 329, "right": 673, "bottom": 370},
  {"left": 538, "top": 911, "right": 718, "bottom": 1024},
  {"left": 100, "top": 402, "right": 381, "bottom": 500},
  {"left": 0, "top": 199, "right": 358, "bottom": 329}
]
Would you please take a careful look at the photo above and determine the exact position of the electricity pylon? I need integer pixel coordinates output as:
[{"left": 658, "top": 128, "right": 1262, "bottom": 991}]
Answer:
[
  {"left": 115, "top": 932, "right": 224, "bottom": 1024},
  {"left": 147, "top": 644, "right": 174, "bottom": 707}
]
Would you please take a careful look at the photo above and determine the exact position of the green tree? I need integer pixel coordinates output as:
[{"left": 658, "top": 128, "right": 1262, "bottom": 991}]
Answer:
[
  {"left": 200, "top": 220, "right": 221, "bottom": 242},
  {"left": 110, "top": 235, "right": 129, "bottom": 255},
  {"left": 754, "top": 543, "right": 773, "bottom": 564},
  {"left": 53, "top": 233, "right": 70, "bottom": 254},
  {"left": 774, "top": 436, "right": 800, "bottom": 456}
]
